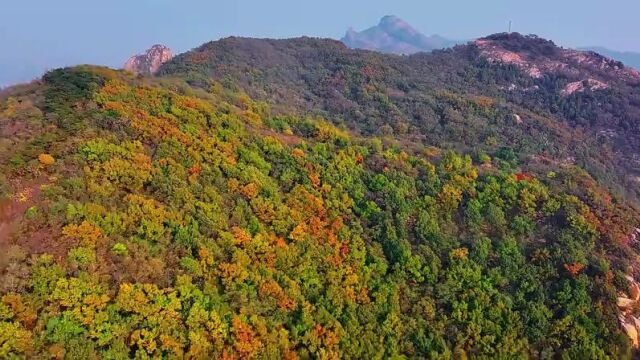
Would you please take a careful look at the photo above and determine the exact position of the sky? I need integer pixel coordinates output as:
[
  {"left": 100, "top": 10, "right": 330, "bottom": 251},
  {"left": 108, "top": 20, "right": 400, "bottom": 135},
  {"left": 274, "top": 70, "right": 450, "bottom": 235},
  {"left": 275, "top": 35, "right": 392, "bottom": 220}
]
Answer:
[{"left": 2, "top": 0, "right": 640, "bottom": 87}]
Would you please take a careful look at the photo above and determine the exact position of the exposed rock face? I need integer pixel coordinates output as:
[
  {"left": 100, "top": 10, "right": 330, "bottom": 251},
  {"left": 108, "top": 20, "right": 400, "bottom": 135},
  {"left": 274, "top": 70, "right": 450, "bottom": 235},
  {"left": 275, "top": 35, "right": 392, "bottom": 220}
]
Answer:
[
  {"left": 474, "top": 33, "right": 640, "bottom": 90},
  {"left": 622, "top": 320, "right": 639, "bottom": 347},
  {"left": 581, "top": 46, "right": 640, "bottom": 71},
  {"left": 341, "top": 15, "right": 459, "bottom": 54},
  {"left": 512, "top": 114, "right": 523, "bottom": 124},
  {"left": 124, "top": 45, "right": 173, "bottom": 75},
  {"left": 617, "top": 273, "right": 640, "bottom": 348},
  {"left": 560, "top": 78, "right": 609, "bottom": 96},
  {"left": 474, "top": 38, "right": 544, "bottom": 78}
]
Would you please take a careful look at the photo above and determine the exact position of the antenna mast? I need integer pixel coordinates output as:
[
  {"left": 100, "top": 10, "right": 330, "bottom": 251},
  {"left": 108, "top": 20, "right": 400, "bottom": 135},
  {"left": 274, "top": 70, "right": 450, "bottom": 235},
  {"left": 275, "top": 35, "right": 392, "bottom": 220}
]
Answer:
[{"left": 508, "top": 20, "right": 512, "bottom": 34}]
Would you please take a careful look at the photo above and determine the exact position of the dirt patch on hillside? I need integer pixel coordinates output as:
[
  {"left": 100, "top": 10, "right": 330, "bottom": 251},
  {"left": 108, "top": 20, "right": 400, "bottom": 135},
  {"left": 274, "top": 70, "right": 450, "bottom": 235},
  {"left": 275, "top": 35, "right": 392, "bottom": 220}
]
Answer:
[
  {"left": 0, "top": 119, "right": 28, "bottom": 138},
  {"left": 0, "top": 178, "right": 64, "bottom": 257},
  {"left": 259, "top": 128, "right": 303, "bottom": 146},
  {"left": 0, "top": 186, "right": 39, "bottom": 247}
]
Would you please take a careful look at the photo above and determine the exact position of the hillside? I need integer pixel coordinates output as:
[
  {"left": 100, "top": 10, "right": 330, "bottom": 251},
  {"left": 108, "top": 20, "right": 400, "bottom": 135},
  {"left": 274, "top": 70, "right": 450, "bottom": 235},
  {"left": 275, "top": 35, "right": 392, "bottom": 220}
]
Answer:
[
  {"left": 341, "top": 15, "right": 459, "bottom": 54},
  {"left": 1, "top": 34, "right": 640, "bottom": 358},
  {"left": 581, "top": 46, "right": 640, "bottom": 70},
  {"left": 159, "top": 33, "right": 640, "bottom": 204}
]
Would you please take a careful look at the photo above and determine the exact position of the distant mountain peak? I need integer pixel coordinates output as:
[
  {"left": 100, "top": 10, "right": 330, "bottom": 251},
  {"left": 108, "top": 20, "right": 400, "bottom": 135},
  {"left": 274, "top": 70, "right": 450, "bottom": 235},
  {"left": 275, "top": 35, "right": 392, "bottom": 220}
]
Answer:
[
  {"left": 341, "top": 15, "right": 459, "bottom": 54},
  {"left": 124, "top": 44, "right": 173, "bottom": 75},
  {"left": 378, "top": 15, "right": 415, "bottom": 32},
  {"left": 379, "top": 14, "right": 399, "bottom": 22},
  {"left": 378, "top": 15, "right": 405, "bottom": 27}
]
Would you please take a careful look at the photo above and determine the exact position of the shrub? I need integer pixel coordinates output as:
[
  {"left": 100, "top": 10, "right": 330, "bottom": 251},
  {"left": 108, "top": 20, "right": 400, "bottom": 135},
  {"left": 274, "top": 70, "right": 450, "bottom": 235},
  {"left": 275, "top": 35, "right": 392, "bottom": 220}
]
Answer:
[
  {"left": 110, "top": 243, "right": 128, "bottom": 256},
  {"left": 38, "top": 153, "right": 55, "bottom": 165}
]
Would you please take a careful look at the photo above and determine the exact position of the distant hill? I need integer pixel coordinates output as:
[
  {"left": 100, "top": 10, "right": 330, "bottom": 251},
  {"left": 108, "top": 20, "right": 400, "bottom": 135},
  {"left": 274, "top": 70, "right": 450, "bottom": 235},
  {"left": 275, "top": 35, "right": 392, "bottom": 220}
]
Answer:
[
  {"left": 580, "top": 46, "right": 640, "bottom": 70},
  {"left": 341, "top": 15, "right": 460, "bottom": 54}
]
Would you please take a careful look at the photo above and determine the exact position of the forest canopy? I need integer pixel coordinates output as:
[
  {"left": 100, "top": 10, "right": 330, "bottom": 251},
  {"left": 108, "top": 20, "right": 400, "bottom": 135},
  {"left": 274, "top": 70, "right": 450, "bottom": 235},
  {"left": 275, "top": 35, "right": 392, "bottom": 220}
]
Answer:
[{"left": 0, "top": 58, "right": 638, "bottom": 359}]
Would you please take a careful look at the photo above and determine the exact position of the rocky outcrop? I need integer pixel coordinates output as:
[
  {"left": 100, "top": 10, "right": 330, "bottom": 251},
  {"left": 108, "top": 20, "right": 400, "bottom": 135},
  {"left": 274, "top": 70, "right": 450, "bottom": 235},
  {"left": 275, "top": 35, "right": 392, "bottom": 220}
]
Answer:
[
  {"left": 629, "top": 228, "right": 640, "bottom": 243},
  {"left": 560, "top": 78, "right": 609, "bottom": 96},
  {"left": 512, "top": 114, "right": 523, "bottom": 124},
  {"left": 580, "top": 46, "right": 640, "bottom": 71},
  {"left": 622, "top": 320, "right": 639, "bottom": 347},
  {"left": 474, "top": 33, "right": 640, "bottom": 86},
  {"left": 123, "top": 45, "right": 173, "bottom": 75},
  {"left": 474, "top": 38, "right": 543, "bottom": 78},
  {"left": 618, "top": 274, "right": 640, "bottom": 347}
]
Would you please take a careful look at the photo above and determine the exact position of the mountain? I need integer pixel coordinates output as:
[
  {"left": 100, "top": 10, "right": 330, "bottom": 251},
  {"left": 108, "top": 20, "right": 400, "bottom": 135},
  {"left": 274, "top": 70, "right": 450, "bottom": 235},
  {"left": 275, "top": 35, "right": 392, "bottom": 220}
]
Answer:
[
  {"left": 580, "top": 46, "right": 640, "bottom": 70},
  {"left": 160, "top": 33, "right": 640, "bottom": 202},
  {"left": 123, "top": 44, "right": 173, "bottom": 74},
  {"left": 2, "top": 32, "right": 640, "bottom": 358},
  {"left": 341, "top": 15, "right": 459, "bottom": 54}
]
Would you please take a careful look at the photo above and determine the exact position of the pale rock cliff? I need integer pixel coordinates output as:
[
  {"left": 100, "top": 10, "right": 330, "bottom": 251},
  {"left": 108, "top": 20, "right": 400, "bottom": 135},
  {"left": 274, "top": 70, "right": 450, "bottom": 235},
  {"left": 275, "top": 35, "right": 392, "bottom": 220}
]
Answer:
[{"left": 124, "top": 45, "right": 173, "bottom": 75}]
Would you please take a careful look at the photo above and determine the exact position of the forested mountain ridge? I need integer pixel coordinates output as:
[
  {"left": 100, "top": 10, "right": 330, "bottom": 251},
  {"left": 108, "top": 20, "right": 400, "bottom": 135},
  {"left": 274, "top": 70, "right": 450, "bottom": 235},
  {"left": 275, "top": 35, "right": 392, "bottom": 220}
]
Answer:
[
  {"left": 1, "top": 32, "right": 640, "bottom": 358},
  {"left": 159, "top": 32, "right": 640, "bottom": 204}
]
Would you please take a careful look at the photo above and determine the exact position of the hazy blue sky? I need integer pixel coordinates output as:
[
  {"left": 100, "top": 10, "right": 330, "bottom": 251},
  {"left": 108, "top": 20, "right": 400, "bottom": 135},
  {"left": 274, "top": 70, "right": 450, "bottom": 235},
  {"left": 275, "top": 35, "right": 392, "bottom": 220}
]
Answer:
[{"left": 2, "top": 0, "right": 640, "bottom": 86}]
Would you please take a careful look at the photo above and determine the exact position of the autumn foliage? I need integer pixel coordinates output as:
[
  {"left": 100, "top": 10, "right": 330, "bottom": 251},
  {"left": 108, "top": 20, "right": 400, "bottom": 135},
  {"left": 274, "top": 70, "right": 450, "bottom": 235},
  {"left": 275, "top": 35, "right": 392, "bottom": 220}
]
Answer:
[
  {"left": 0, "top": 66, "right": 638, "bottom": 359},
  {"left": 38, "top": 153, "right": 55, "bottom": 165}
]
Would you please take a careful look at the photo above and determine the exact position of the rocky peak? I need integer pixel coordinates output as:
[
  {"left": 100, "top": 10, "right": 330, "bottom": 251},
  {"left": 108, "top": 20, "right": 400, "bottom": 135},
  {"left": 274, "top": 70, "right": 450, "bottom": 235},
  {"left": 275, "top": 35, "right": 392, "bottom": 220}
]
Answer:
[
  {"left": 123, "top": 44, "right": 173, "bottom": 75},
  {"left": 474, "top": 33, "right": 640, "bottom": 85},
  {"left": 378, "top": 15, "right": 418, "bottom": 35},
  {"left": 341, "top": 15, "right": 459, "bottom": 54},
  {"left": 379, "top": 15, "right": 401, "bottom": 26}
]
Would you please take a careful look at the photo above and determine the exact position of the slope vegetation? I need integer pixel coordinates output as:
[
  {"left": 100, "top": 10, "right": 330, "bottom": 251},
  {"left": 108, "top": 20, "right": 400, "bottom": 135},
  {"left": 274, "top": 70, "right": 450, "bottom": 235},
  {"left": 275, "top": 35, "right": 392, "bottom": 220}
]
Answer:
[
  {"left": 0, "top": 58, "right": 639, "bottom": 358},
  {"left": 159, "top": 33, "right": 640, "bottom": 204}
]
